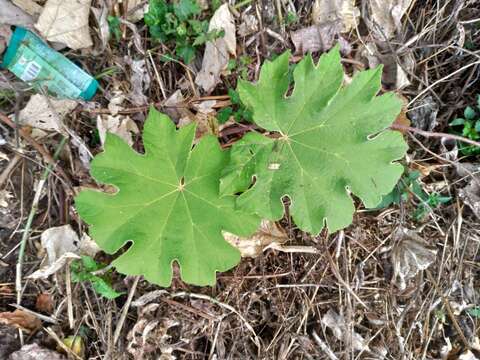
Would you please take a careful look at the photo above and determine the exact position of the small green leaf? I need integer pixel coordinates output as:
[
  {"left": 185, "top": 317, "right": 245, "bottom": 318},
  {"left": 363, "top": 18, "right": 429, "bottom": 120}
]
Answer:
[
  {"left": 90, "top": 277, "right": 123, "bottom": 299},
  {"left": 75, "top": 108, "right": 259, "bottom": 286},
  {"left": 217, "top": 107, "right": 233, "bottom": 124},
  {"left": 475, "top": 120, "right": 480, "bottom": 133},
  {"left": 222, "top": 47, "right": 407, "bottom": 233},
  {"left": 449, "top": 118, "right": 465, "bottom": 126},
  {"left": 464, "top": 106, "right": 476, "bottom": 120},
  {"left": 173, "top": 0, "right": 201, "bottom": 21},
  {"left": 467, "top": 307, "right": 480, "bottom": 318}
]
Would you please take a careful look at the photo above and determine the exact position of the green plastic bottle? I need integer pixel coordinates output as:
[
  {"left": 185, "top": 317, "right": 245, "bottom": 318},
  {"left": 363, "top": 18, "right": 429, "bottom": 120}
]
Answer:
[{"left": 1, "top": 27, "right": 98, "bottom": 100}]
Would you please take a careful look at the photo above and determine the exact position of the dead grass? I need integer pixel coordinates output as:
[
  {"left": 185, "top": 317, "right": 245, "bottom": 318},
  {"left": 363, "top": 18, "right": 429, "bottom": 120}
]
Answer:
[{"left": 1, "top": 0, "right": 480, "bottom": 359}]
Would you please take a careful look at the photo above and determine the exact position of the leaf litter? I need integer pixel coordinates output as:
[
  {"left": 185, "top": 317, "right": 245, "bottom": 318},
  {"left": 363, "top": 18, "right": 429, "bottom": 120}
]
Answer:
[{"left": 2, "top": 0, "right": 480, "bottom": 358}]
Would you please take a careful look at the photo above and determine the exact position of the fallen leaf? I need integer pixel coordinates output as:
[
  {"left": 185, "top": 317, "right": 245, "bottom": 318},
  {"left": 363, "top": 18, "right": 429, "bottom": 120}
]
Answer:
[
  {"left": 458, "top": 176, "right": 480, "bottom": 220},
  {"left": 61, "top": 336, "right": 85, "bottom": 359},
  {"left": 35, "top": 0, "right": 93, "bottom": 50},
  {"left": 127, "top": 304, "right": 178, "bottom": 360},
  {"left": 41, "top": 225, "right": 81, "bottom": 264},
  {"left": 368, "top": 0, "right": 413, "bottom": 40},
  {"left": 392, "top": 109, "right": 410, "bottom": 133},
  {"left": 238, "top": 14, "right": 258, "bottom": 37},
  {"left": 97, "top": 115, "right": 139, "bottom": 147},
  {"left": 0, "top": 310, "right": 41, "bottom": 333},
  {"left": 290, "top": 21, "right": 351, "bottom": 55},
  {"left": 0, "top": 0, "right": 34, "bottom": 26},
  {"left": 107, "top": 90, "right": 126, "bottom": 115},
  {"left": 312, "top": 0, "right": 359, "bottom": 32},
  {"left": 12, "top": 0, "right": 42, "bottom": 17},
  {"left": 18, "top": 95, "right": 78, "bottom": 135},
  {"left": 223, "top": 220, "right": 288, "bottom": 258},
  {"left": 391, "top": 227, "right": 437, "bottom": 290},
  {"left": 321, "top": 309, "right": 369, "bottom": 352},
  {"left": 9, "top": 343, "right": 66, "bottom": 360},
  {"left": 359, "top": 42, "right": 413, "bottom": 89},
  {"left": 91, "top": 6, "right": 110, "bottom": 52},
  {"left": 195, "top": 4, "right": 236, "bottom": 93},
  {"left": 127, "top": 0, "right": 148, "bottom": 22},
  {"left": 35, "top": 293, "right": 54, "bottom": 314},
  {"left": 129, "top": 59, "right": 151, "bottom": 106},
  {"left": 409, "top": 96, "right": 439, "bottom": 131},
  {"left": 163, "top": 90, "right": 193, "bottom": 122},
  {"left": 28, "top": 253, "right": 81, "bottom": 280},
  {"left": 29, "top": 224, "right": 99, "bottom": 279},
  {"left": 440, "top": 137, "right": 458, "bottom": 162}
]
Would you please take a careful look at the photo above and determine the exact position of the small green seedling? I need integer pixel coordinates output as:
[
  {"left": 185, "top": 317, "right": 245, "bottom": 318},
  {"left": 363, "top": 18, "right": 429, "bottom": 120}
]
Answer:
[
  {"left": 107, "top": 15, "right": 122, "bottom": 42},
  {"left": 449, "top": 95, "right": 480, "bottom": 156},
  {"left": 374, "top": 170, "right": 424, "bottom": 209},
  {"left": 70, "top": 256, "right": 123, "bottom": 299},
  {"left": 217, "top": 88, "right": 253, "bottom": 124},
  {"left": 145, "top": 0, "right": 223, "bottom": 64},
  {"left": 374, "top": 169, "right": 451, "bottom": 220},
  {"left": 413, "top": 192, "right": 451, "bottom": 221}
]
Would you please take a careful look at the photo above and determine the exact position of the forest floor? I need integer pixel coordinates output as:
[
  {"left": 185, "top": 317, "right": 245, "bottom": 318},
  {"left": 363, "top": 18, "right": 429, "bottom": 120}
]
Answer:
[{"left": 1, "top": 0, "right": 480, "bottom": 359}]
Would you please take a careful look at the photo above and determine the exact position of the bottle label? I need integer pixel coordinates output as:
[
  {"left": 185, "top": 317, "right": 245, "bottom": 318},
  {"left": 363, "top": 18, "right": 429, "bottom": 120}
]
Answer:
[{"left": 1, "top": 27, "right": 98, "bottom": 100}]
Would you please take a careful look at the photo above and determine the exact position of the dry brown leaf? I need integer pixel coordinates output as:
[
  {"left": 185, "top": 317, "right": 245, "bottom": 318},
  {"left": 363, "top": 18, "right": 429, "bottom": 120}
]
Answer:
[
  {"left": 127, "top": 303, "right": 178, "bottom": 360},
  {"left": 391, "top": 227, "right": 437, "bottom": 290},
  {"left": 392, "top": 108, "right": 410, "bottom": 133},
  {"left": 18, "top": 95, "right": 78, "bottom": 135},
  {"left": 312, "top": 0, "right": 359, "bottom": 32},
  {"left": 459, "top": 179, "right": 480, "bottom": 219},
  {"left": 223, "top": 220, "right": 288, "bottom": 258},
  {"left": 129, "top": 59, "right": 151, "bottom": 106},
  {"left": 35, "top": 293, "right": 54, "bottom": 314},
  {"left": 0, "top": 310, "right": 41, "bottom": 333},
  {"left": 97, "top": 115, "right": 139, "bottom": 147},
  {"left": 290, "top": 22, "right": 351, "bottom": 55},
  {"left": 195, "top": 4, "right": 236, "bottom": 93},
  {"left": 36, "top": 0, "right": 93, "bottom": 49},
  {"left": 321, "top": 309, "right": 369, "bottom": 352},
  {"left": 368, "top": 0, "right": 413, "bottom": 40}
]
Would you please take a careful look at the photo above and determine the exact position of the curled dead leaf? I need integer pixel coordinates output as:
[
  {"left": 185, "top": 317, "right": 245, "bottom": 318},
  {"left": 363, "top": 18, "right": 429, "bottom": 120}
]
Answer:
[
  {"left": 35, "top": 293, "right": 54, "bottom": 314},
  {"left": 0, "top": 310, "right": 42, "bottom": 333},
  {"left": 391, "top": 227, "right": 437, "bottom": 290},
  {"left": 195, "top": 4, "right": 236, "bottom": 93},
  {"left": 223, "top": 220, "right": 288, "bottom": 258}
]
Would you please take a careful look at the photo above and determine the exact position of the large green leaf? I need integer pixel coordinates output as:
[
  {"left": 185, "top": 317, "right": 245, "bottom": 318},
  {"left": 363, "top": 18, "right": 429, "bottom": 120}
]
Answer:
[
  {"left": 221, "top": 47, "right": 408, "bottom": 234},
  {"left": 75, "top": 108, "right": 259, "bottom": 286}
]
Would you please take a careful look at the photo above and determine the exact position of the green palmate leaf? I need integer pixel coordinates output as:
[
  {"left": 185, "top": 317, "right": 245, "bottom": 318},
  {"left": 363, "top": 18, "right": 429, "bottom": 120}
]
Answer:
[
  {"left": 75, "top": 108, "right": 259, "bottom": 286},
  {"left": 221, "top": 47, "right": 408, "bottom": 233}
]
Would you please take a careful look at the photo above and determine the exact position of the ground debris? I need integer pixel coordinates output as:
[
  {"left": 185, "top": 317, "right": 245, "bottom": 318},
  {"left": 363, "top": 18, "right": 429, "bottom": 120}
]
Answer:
[
  {"left": 223, "top": 220, "right": 288, "bottom": 258},
  {"left": 290, "top": 21, "right": 351, "bottom": 55},
  {"left": 195, "top": 4, "right": 236, "bottom": 93},
  {"left": 0, "top": 310, "right": 41, "bottom": 333},
  {"left": 8, "top": 343, "right": 66, "bottom": 360},
  {"left": 35, "top": 0, "right": 92, "bottom": 49},
  {"left": 391, "top": 227, "right": 437, "bottom": 290}
]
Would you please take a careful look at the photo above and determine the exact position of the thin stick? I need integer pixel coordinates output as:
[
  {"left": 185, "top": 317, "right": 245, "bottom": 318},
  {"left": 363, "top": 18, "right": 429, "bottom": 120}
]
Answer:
[
  {"left": 113, "top": 275, "right": 140, "bottom": 345},
  {"left": 391, "top": 124, "right": 480, "bottom": 148},
  {"left": 16, "top": 137, "right": 67, "bottom": 305}
]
